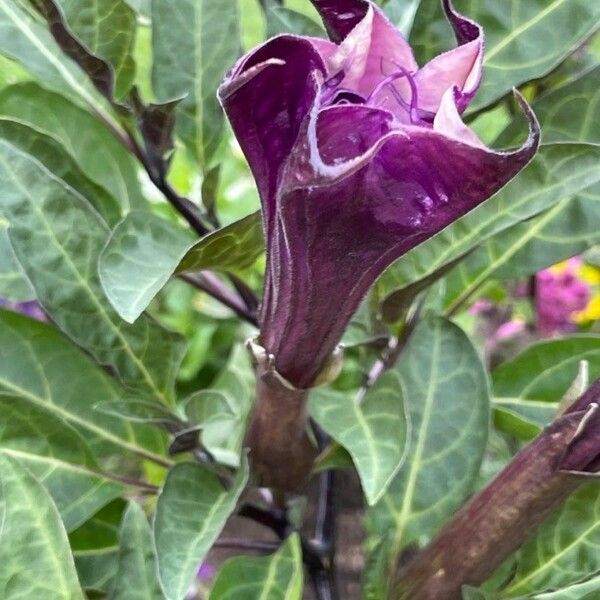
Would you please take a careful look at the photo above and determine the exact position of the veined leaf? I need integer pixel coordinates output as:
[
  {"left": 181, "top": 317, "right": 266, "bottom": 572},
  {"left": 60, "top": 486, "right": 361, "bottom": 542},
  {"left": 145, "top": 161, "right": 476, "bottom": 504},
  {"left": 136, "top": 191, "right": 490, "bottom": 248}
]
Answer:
[
  {"left": 444, "top": 66, "right": 600, "bottom": 307},
  {"left": 367, "top": 317, "right": 489, "bottom": 555},
  {"left": 0, "top": 309, "right": 167, "bottom": 466},
  {"left": 54, "top": 0, "right": 137, "bottom": 98},
  {"left": 378, "top": 143, "right": 600, "bottom": 321},
  {"left": 310, "top": 371, "right": 408, "bottom": 506},
  {"left": 100, "top": 211, "right": 263, "bottom": 323},
  {"left": 529, "top": 574, "right": 600, "bottom": 599},
  {"left": 113, "top": 502, "right": 163, "bottom": 600},
  {"left": 497, "top": 66, "right": 600, "bottom": 149},
  {"left": 0, "top": 452, "right": 85, "bottom": 599},
  {"left": 265, "top": 1, "right": 324, "bottom": 37},
  {"left": 492, "top": 397, "right": 557, "bottom": 441},
  {"left": 461, "top": 587, "right": 491, "bottom": 600},
  {"left": 492, "top": 336, "right": 600, "bottom": 438},
  {"left": 0, "top": 116, "right": 121, "bottom": 225},
  {"left": 209, "top": 534, "right": 303, "bottom": 600},
  {"left": 0, "top": 82, "right": 145, "bottom": 212},
  {"left": 0, "top": 394, "right": 124, "bottom": 531},
  {"left": 184, "top": 345, "right": 254, "bottom": 467},
  {"left": 177, "top": 211, "right": 263, "bottom": 274},
  {"left": 0, "top": 223, "right": 34, "bottom": 301},
  {"left": 493, "top": 336, "right": 600, "bottom": 403},
  {"left": 0, "top": 141, "right": 185, "bottom": 405},
  {"left": 151, "top": 0, "right": 240, "bottom": 168},
  {"left": 96, "top": 397, "right": 182, "bottom": 428},
  {"left": 409, "top": 0, "right": 600, "bottom": 111},
  {"left": 443, "top": 194, "right": 600, "bottom": 312},
  {"left": 124, "top": 0, "right": 149, "bottom": 14},
  {"left": 100, "top": 211, "right": 195, "bottom": 323},
  {"left": 380, "top": 0, "right": 421, "bottom": 36},
  {"left": 0, "top": 0, "right": 97, "bottom": 105},
  {"left": 154, "top": 458, "right": 249, "bottom": 600},
  {"left": 501, "top": 483, "right": 600, "bottom": 597},
  {"left": 71, "top": 499, "right": 126, "bottom": 594}
]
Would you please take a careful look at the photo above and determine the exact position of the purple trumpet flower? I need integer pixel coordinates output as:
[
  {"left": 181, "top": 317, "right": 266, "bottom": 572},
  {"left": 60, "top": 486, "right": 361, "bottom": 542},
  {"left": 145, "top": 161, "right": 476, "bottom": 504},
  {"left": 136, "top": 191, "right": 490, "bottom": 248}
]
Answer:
[{"left": 220, "top": 0, "right": 539, "bottom": 388}]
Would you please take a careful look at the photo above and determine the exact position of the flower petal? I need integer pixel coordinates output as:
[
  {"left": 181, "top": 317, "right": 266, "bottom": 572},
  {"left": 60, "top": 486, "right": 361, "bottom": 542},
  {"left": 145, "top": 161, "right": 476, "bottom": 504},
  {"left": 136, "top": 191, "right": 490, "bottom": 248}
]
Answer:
[
  {"left": 415, "top": 0, "right": 483, "bottom": 113},
  {"left": 218, "top": 35, "right": 326, "bottom": 238},
  {"left": 313, "top": 1, "right": 417, "bottom": 98},
  {"left": 263, "top": 95, "right": 539, "bottom": 386},
  {"left": 433, "top": 87, "right": 485, "bottom": 147}
]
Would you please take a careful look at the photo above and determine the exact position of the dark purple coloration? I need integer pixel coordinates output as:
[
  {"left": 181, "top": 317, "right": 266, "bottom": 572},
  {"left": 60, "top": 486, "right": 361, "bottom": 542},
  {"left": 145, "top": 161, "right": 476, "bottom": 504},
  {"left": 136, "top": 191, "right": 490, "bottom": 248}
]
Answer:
[
  {"left": 560, "top": 378, "right": 600, "bottom": 474},
  {"left": 220, "top": 0, "right": 539, "bottom": 387}
]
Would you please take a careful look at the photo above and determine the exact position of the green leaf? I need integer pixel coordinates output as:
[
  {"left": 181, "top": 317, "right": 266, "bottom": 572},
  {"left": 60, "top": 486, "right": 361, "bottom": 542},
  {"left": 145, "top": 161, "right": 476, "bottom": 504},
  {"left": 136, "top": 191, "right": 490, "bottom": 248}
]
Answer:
[
  {"left": 310, "top": 372, "right": 408, "bottom": 505},
  {"left": 492, "top": 336, "right": 600, "bottom": 438},
  {"left": 363, "top": 534, "right": 395, "bottom": 600},
  {"left": 0, "top": 140, "right": 185, "bottom": 405},
  {"left": 442, "top": 195, "right": 600, "bottom": 312},
  {"left": 76, "top": 547, "right": 120, "bottom": 593},
  {"left": 177, "top": 211, "right": 263, "bottom": 274},
  {"left": 498, "top": 66, "right": 600, "bottom": 149},
  {"left": 100, "top": 211, "right": 263, "bottom": 323},
  {"left": 0, "top": 309, "right": 167, "bottom": 466},
  {"left": 54, "top": 0, "right": 137, "bottom": 98},
  {"left": 492, "top": 398, "right": 556, "bottom": 441},
  {"left": 124, "top": 0, "right": 149, "bottom": 14},
  {"left": 113, "top": 502, "right": 163, "bottom": 600},
  {"left": 461, "top": 587, "right": 491, "bottom": 600},
  {"left": 0, "top": 0, "right": 97, "bottom": 105},
  {"left": 209, "top": 534, "right": 304, "bottom": 600},
  {"left": 265, "top": 1, "right": 324, "bottom": 37},
  {"left": 409, "top": 0, "right": 600, "bottom": 111},
  {"left": 0, "top": 452, "right": 85, "bottom": 599},
  {"left": 378, "top": 143, "right": 600, "bottom": 321},
  {"left": 154, "top": 458, "right": 249, "bottom": 600},
  {"left": 100, "top": 211, "right": 195, "bottom": 323},
  {"left": 501, "top": 483, "right": 600, "bottom": 597},
  {"left": 444, "top": 67, "right": 600, "bottom": 307},
  {"left": 151, "top": 0, "right": 240, "bottom": 168},
  {"left": 71, "top": 499, "right": 125, "bottom": 594},
  {"left": 0, "top": 82, "right": 145, "bottom": 212},
  {"left": 0, "top": 223, "right": 34, "bottom": 301},
  {"left": 0, "top": 116, "right": 122, "bottom": 225},
  {"left": 184, "top": 345, "right": 254, "bottom": 467},
  {"left": 530, "top": 574, "right": 600, "bottom": 599},
  {"left": 493, "top": 336, "right": 600, "bottom": 403},
  {"left": 367, "top": 317, "right": 489, "bottom": 555},
  {"left": 0, "top": 394, "right": 124, "bottom": 531},
  {"left": 96, "top": 397, "right": 182, "bottom": 427},
  {"left": 380, "top": 0, "right": 421, "bottom": 36}
]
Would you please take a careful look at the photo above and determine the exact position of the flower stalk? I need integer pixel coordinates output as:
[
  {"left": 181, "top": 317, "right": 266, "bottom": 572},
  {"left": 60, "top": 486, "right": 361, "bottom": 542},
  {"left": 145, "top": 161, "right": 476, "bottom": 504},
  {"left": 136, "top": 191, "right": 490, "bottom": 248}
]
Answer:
[
  {"left": 246, "top": 341, "right": 318, "bottom": 491},
  {"left": 391, "top": 380, "right": 600, "bottom": 600}
]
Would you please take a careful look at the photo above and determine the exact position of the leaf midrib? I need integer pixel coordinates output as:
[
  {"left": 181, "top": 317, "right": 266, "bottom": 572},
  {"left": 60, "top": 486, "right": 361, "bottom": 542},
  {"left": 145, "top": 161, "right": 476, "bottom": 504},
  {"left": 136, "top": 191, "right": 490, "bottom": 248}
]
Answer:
[
  {"left": 0, "top": 148, "right": 169, "bottom": 404},
  {"left": 391, "top": 324, "right": 441, "bottom": 550}
]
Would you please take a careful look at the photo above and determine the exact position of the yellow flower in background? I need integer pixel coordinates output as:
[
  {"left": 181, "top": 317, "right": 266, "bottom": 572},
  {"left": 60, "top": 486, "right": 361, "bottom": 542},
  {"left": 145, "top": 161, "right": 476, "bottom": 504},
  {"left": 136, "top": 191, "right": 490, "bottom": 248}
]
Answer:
[
  {"left": 572, "top": 261, "right": 600, "bottom": 324},
  {"left": 579, "top": 264, "right": 600, "bottom": 285},
  {"left": 574, "top": 295, "right": 600, "bottom": 323}
]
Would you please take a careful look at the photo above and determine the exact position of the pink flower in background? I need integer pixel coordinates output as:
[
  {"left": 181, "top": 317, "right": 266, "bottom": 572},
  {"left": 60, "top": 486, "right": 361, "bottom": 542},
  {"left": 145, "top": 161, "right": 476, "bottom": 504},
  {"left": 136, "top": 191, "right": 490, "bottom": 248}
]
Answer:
[
  {"left": 197, "top": 563, "right": 215, "bottom": 581},
  {"left": 536, "top": 258, "right": 591, "bottom": 335},
  {"left": 468, "top": 299, "right": 493, "bottom": 316},
  {"left": 495, "top": 318, "right": 526, "bottom": 340}
]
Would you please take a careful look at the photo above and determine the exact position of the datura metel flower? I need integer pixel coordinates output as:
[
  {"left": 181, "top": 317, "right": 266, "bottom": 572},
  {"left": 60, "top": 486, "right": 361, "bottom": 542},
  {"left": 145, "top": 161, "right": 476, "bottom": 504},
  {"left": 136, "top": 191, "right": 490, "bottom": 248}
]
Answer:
[{"left": 219, "top": 0, "right": 540, "bottom": 389}]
